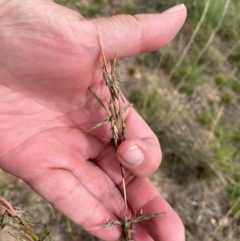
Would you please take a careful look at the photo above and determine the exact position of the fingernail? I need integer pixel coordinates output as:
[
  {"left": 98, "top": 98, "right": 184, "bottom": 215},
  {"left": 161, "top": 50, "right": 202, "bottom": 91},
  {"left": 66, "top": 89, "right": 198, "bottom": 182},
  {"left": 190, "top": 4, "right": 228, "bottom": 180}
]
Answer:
[
  {"left": 162, "top": 4, "right": 185, "bottom": 14},
  {"left": 120, "top": 145, "right": 144, "bottom": 167}
]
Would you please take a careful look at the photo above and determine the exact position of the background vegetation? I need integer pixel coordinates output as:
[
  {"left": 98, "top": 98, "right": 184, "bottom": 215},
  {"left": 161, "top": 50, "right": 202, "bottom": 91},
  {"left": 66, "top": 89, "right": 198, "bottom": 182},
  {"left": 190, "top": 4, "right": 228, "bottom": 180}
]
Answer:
[{"left": 1, "top": 0, "right": 240, "bottom": 240}]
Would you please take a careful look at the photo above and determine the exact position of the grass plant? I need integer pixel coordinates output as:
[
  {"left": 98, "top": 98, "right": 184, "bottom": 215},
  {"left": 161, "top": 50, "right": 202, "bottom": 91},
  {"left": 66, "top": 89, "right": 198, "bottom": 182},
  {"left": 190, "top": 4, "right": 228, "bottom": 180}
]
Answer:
[
  {"left": 0, "top": 196, "right": 51, "bottom": 241},
  {"left": 89, "top": 33, "right": 163, "bottom": 241}
]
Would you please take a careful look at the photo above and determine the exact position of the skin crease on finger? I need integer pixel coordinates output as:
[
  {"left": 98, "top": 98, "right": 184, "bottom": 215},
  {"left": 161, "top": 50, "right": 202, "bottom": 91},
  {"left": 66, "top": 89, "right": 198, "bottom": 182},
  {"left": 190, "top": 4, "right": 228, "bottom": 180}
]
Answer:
[{"left": 0, "top": 0, "right": 187, "bottom": 240}]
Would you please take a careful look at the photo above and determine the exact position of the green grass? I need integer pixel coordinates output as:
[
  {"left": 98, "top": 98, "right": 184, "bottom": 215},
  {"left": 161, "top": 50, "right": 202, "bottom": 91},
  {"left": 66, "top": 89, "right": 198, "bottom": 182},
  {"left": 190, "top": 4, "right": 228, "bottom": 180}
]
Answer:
[
  {"left": 124, "top": 1, "right": 240, "bottom": 237},
  {"left": 54, "top": 0, "right": 68, "bottom": 5},
  {"left": 232, "top": 79, "right": 240, "bottom": 93}
]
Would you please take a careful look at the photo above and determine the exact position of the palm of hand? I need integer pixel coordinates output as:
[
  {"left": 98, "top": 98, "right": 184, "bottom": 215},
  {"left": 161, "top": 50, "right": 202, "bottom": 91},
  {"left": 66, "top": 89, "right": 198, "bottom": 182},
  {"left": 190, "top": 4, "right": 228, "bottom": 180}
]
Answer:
[
  {"left": 0, "top": 1, "right": 108, "bottom": 167},
  {"left": 0, "top": 1, "right": 123, "bottom": 237}
]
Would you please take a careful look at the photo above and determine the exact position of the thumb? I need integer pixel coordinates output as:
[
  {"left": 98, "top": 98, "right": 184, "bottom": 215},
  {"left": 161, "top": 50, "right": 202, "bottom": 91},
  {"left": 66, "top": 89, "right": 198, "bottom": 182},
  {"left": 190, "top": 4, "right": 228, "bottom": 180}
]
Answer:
[
  {"left": 89, "top": 4, "right": 187, "bottom": 61},
  {"left": 117, "top": 138, "right": 162, "bottom": 178}
]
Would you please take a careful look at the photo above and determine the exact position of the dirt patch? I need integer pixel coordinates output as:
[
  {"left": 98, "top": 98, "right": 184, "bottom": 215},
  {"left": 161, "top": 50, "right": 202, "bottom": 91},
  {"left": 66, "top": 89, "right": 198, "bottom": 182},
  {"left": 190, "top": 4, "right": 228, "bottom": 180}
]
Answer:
[{"left": 151, "top": 170, "right": 235, "bottom": 241}]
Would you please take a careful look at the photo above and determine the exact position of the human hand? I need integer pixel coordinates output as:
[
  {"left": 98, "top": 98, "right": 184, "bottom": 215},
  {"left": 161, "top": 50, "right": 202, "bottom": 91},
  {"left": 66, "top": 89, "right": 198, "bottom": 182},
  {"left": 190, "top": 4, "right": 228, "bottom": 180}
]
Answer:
[{"left": 0, "top": 0, "right": 186, "bottom": 240}]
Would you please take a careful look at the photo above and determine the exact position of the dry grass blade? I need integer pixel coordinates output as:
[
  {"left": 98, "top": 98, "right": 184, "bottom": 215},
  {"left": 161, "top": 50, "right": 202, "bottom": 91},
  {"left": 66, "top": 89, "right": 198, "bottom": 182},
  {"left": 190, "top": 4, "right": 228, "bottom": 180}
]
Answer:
[
  {"left": 167, "top": 0, "right": 211, "bottom": 82},
  {"left": 130, "top": 212, "right": 165, "bottom": 223},
  {"left": 88, "top": 87, "right": 111, "bottom": 116},
  {"left": 89, "top": 118, "right": 110, "bottom": 131},
  {"left": 0, "top": 196, "right": 51, "bottom": 241},
  {"left": 92, "top": 211, "right": 164, "bottom": 230},
  {"left": 91, "top": 220, "right": 124, "bottom": 230},
  {"left": 89, "top": 32, "right": 163, "bottom": 240},
  {"left": 194, "top": 0, "right": 231, "bottom": 64},
  {"left": 0, "top": 196, "right": 17, "bottom": 218}
]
